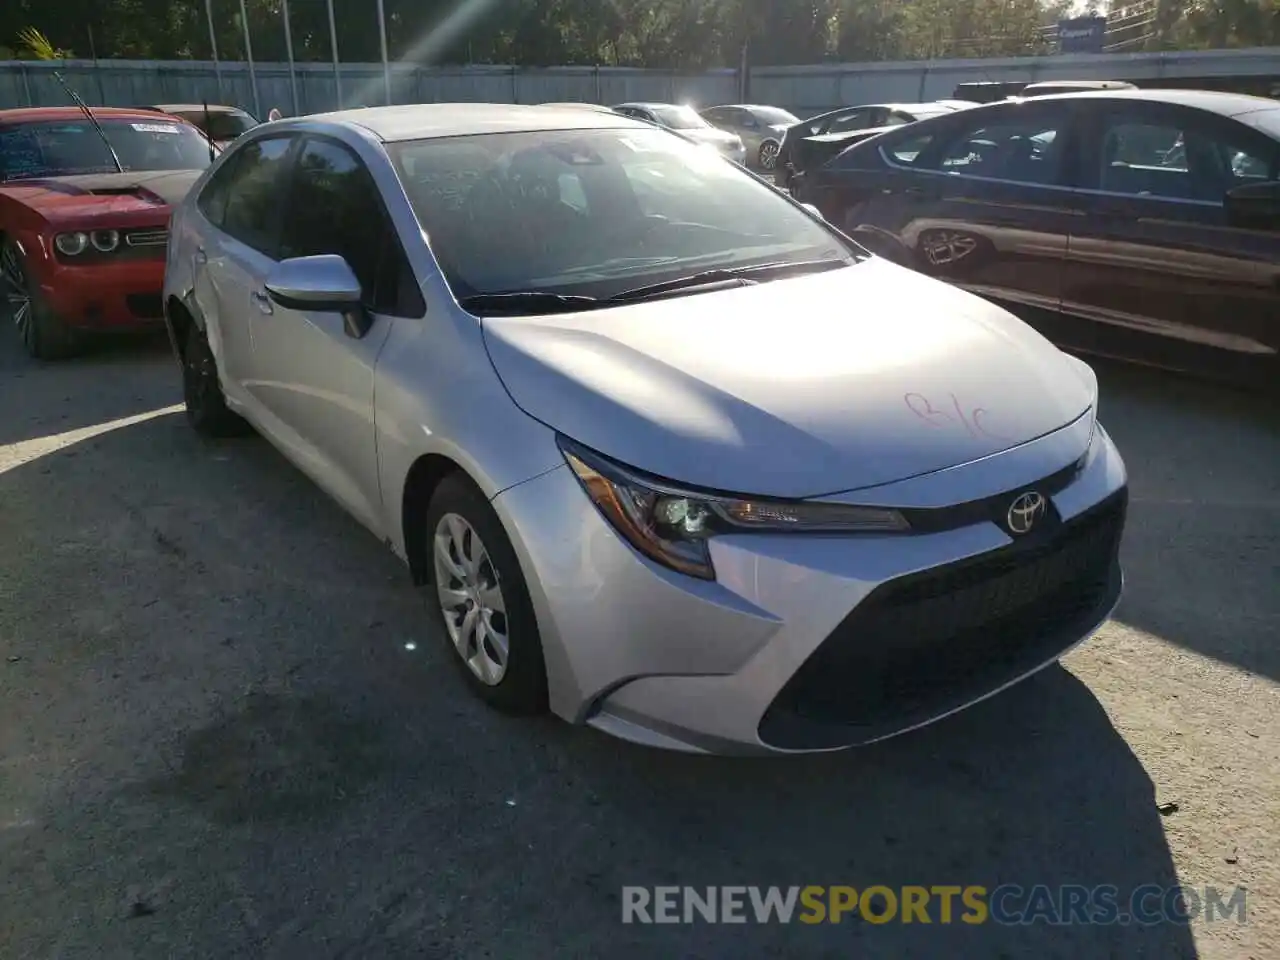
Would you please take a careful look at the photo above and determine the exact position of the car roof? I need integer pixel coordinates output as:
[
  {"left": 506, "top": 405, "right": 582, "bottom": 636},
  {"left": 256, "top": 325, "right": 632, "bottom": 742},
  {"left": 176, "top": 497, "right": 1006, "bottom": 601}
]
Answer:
[
  {"left": 613, "top": 102, "right": 688, "bottom": 111},
  {"left": 1008, "top": 87, "right": 1280, "bottom": 118},
  {"left": 1021, "top": 80, "right": 1136, "bottom": 91},
  {"left": 296, "top": 102, "right": 646, "bottom": 142},
  {"left": 0, "top": 106, "right": 184, "bottom": 124},
  {"left": 147, "top": 103, "right": 248, "bottom": 115}
]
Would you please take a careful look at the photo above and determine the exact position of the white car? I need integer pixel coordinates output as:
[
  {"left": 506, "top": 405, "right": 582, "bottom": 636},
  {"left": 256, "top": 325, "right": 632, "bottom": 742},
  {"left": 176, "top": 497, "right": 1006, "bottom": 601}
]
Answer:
[{"left": 163, "top": 103, "right": 1127, "bottom": 755}]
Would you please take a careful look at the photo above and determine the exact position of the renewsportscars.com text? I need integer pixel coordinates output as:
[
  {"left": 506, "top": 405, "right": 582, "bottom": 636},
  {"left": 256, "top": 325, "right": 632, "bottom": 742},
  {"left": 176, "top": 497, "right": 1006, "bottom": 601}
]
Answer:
[{"left": 622, "top": 885, "right": 1247, "bottom": 926}]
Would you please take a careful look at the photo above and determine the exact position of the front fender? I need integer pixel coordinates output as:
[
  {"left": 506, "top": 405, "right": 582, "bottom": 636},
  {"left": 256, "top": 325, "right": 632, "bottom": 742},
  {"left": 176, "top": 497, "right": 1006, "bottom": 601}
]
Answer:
[{"left": 373, "top": 306, "right": 565, "bottom": 562}]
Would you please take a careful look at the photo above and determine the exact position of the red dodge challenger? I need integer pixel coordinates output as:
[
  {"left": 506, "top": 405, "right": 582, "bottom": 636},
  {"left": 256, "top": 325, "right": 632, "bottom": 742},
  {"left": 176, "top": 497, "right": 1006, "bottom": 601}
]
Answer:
[{"left": 0, "top": 106, "right": 215, "bottom": 359}]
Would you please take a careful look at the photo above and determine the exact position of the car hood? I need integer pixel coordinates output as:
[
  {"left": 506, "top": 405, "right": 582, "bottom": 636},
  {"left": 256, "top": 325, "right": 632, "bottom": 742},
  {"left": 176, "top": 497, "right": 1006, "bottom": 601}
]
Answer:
[
  {"left": 481, "top": 258, "right": 1094, "bottom": 499},
  {"left": 0, "top": 170, "right": 203, "bottom": 226}
]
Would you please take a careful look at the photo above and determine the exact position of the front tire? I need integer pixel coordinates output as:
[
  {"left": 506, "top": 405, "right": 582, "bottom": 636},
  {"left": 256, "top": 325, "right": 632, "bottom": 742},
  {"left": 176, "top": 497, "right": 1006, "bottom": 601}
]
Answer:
[
  {"left": 1, "top": 239, "right": 78, "bottom": 360},
  {"left": 182, "top": 324, "right": 249, "bottom": 436},
  {"left": 424, "top": 473, "right": 547, "bottom": 714}
]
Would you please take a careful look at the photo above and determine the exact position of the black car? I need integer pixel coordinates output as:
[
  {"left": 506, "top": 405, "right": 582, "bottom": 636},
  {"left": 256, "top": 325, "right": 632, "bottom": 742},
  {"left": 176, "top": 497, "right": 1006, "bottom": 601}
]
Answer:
[
  {"left": 794, "top": 89, "right": 1280, "bottom": 388},
  {"left": 776, "top": 101, "right": 966, "bottom": 191}
]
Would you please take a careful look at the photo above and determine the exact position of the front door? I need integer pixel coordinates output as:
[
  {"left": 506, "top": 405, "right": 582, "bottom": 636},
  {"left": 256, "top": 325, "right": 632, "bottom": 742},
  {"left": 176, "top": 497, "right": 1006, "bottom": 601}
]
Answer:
[
  {"left": 1061, "top": 102, "right": 1280, "bottom": 379},
  {"left": 248, "top": 135, "right": 422, "bottom": 537}
]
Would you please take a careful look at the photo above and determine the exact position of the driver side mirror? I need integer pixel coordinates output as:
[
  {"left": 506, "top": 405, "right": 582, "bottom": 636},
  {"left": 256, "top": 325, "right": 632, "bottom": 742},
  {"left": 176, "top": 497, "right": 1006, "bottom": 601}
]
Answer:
[
  {"left": 1224, "top": 180, "right": 1280, "bottom": 232},
  {"left": 265, "top": 254, "right": 373, "bottom": 339}
]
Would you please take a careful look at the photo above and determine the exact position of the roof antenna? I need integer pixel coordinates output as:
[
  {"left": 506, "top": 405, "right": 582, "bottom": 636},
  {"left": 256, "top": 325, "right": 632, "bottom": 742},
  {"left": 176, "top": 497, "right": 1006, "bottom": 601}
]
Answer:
[
  {"left": 52, "top": 70, "right": 123, "bottom": 173},
  {"left": 203, "top": 100, "right": 216, "bottom": 164}
]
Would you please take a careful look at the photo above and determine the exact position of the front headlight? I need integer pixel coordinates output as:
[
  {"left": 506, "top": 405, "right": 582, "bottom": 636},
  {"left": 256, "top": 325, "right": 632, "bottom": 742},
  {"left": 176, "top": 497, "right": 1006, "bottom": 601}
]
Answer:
[
  {"left": 55, "top": 232, "right": 90, "bottom": 256},
  {"left": 559, "top": 436, "right": 909, "bottom": 581}
]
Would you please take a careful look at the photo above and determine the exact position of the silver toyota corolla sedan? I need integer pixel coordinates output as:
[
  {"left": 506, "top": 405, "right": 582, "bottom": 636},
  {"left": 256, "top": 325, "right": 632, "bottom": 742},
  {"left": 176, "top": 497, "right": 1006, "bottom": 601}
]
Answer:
[{"left": 162, "top": 103, "right": 1128, "bottom": 755}]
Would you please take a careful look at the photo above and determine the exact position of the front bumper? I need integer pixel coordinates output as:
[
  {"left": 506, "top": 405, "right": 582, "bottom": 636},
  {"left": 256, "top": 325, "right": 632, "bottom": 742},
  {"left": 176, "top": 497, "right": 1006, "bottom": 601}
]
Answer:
[
  {"left": 492, "top": 416, "right": 1127, "bottom": 755},
  {"left": 40, "top": 257, "right": 167, "bottom": 331}
]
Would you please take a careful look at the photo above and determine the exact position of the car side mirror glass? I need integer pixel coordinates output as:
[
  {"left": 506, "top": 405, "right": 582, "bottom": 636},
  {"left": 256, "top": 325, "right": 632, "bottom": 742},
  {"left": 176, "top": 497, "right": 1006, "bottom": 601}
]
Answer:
[
  {"left": 265, "top": 254, "right": 371, "bottom": 337},
  {"left": 1224, "top": 180, "right": 1280, "bottom": 232}
]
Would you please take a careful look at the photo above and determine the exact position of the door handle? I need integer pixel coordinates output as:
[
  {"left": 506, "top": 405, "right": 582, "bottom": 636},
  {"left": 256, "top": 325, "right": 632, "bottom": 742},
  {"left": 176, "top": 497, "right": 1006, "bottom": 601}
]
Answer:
[
  {"left": 251, "top": 289, "right": 274, "bottom": 315},
  {"left": 194, "top": 246, "right": 207, "bottom": 265}
]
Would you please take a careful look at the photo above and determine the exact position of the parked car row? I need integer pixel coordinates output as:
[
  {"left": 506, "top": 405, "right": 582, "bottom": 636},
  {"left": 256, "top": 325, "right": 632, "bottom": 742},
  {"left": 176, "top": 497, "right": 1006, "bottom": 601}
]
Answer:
[{"left": 793, "top": 88, "right": 1280, "bottom": 388}]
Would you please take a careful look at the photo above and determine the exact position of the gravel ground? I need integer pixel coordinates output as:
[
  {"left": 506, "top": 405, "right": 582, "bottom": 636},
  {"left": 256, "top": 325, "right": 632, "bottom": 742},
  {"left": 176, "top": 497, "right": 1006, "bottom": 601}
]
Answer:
[{"left": 1, "top": 330, "right": 1277, "bottom": 959}]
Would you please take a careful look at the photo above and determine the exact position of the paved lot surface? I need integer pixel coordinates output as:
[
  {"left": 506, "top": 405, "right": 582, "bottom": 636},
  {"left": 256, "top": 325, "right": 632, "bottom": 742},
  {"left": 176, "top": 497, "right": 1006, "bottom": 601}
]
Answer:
[{"left": 1, "top": 329, "right": 1277, "bottom": 959}]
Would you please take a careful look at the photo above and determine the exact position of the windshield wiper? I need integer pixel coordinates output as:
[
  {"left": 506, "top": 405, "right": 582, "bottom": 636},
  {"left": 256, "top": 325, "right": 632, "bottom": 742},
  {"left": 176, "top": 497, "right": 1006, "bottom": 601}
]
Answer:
[
  {"left": 459, "top": 291, "right": 600, "bottom": 316},
  {"left": 608, "top": 258, "right": 850, "bottom": 303}
]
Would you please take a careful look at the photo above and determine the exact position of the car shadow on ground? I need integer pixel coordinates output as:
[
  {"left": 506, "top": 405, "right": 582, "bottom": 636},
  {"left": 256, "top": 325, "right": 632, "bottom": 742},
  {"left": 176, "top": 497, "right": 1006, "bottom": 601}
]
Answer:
[
  {"left": 0, "top": 399, "right": 1198, "bottom": 957},
  {"left": 1090, "top": 359, "right": 1280, "bottom": 684}
]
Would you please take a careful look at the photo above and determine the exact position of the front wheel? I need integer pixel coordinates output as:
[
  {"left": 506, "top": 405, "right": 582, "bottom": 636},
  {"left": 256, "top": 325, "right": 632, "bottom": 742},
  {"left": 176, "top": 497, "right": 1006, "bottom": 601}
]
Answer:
[
  {"left": 758, "top": 139, "right": 781, "bottom": 171},
  {"left": 424, "top": 473, "right": 547, "bottom": 714},
  {"left": 1, "top": 239, "right": 78, "bottom": 360}
]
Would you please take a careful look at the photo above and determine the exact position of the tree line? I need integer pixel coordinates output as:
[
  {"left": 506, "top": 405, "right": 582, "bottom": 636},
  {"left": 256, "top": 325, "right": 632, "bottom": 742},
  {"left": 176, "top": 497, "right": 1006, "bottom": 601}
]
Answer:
[{"left": 3, "top": 0, "right": 1277, "bottom": 68}]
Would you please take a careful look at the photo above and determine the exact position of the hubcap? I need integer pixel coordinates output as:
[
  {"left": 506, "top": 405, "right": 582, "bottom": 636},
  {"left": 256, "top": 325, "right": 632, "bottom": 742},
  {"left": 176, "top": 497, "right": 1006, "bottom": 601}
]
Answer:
[
  {"left": 433, "top": 513, "right": 509, "bottom": 686},
  {"left": 1, "top": 245, "right": 31, "bottom": 340},
  {"left": 760, "top": 141, "right": 780, "bottom": 170}
]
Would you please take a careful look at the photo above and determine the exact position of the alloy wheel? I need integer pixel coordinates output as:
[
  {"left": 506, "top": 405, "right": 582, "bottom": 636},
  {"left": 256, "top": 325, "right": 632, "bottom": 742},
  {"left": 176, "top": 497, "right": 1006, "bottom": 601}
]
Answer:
[
  {"left": 1, "top": 244, "right": 31, "bottom": 343},
  {"left": 759, "top": 140, "right": 781, "bottom": 171},
  {"left": 433, "top": 512, "right": 510, "bottom": 686},
  {"left": 922, "top": 231, "right": 979, "bottom": 266}
]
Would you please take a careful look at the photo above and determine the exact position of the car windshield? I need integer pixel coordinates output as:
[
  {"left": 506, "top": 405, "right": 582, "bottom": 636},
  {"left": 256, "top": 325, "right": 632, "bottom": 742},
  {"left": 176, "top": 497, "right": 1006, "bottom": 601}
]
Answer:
[
  {"left": 389, "top": 127, "right": 859, "bottom": 303},
  {"left": 0, "top": 118, "right": 213, "bottom": 181},
  {"left": 650, "top": 105, "right": 710, "bottom": 130},
  {"left": 172, "top": 110, "right": 258, "bottom": 142},
  {"left": 753, "top": 107, "right": 800, "bottom": 126}
]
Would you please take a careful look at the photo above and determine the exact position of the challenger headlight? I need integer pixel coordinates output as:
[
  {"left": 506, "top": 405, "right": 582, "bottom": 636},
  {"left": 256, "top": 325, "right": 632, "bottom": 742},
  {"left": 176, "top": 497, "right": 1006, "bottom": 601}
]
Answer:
[
  {"left": 91, "top": 229, "right": 120, "bottom": 252},
  {"left": 559, "top": 436, "right": 909, "bottom": 581},
  {"left": 55, "top": 232, "right": 90, "bottom": 256}
]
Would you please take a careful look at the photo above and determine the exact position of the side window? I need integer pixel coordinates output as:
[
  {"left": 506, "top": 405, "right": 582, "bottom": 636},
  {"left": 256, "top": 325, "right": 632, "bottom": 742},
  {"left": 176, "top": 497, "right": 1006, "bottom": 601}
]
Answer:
[
  {"left": 936, "top": 110, "right": 1069, "bottom": 185},
  {"left": 885, "top": 111, "right": 916, "bottom": 127},
  {"left": 880, "top": 131, "right": 937, "bottom": 167},
  {"left": 196, "top": 152, "right": 238, "bottom": 226},
  {"left": 278, "top": 137, "right": 423, "bottom": 317},
  {"left": 736, "top": 109, "right": 759, "bottom": 129},
  {"left": 219, "top": 136, "right": 295, "bottom": 255},
  {"left": 827, "top": 110, "right": 872, "bottom": 135},
  {"left": 1096, "top": 114, "right": 1280, "bottom": 202}
]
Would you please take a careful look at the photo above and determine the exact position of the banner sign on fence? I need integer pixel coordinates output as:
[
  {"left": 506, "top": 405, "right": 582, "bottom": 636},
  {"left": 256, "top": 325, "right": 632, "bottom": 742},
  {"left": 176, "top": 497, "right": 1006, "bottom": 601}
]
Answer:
[{"left": 1057, "top": 16, "right": 1108, "bottom": 54}]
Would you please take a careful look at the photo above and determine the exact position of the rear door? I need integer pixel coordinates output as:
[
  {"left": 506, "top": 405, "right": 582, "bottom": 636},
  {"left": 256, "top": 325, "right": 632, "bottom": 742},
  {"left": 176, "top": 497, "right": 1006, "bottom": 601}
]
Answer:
[
  {"left": 248, "top": 135, "right": 424, "bottom": 535},
  {"left": 192, "top": 134, "right": 296, "bottom": 393},
  {"left": 1061, "top": 101, "right": 1280, "bottom": 377},
  {"left": 828, "top": 100, "right": 1085, "bottom": 319}
]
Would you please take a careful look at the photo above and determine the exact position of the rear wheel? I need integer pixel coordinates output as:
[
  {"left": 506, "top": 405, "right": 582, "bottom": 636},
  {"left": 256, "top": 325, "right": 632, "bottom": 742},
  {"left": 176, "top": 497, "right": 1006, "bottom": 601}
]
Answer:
[
  {"left": 182, "top": 324, "right": 250, "bottom": 436},
  {"left": 424, "top": 473, "right": 547, "bottom": 714},
  {"left": 758, "top": 139, "right": 781, "bottom": 171},
  {"left": 1, "top": 239, "right": 78, "bottom": 360}
]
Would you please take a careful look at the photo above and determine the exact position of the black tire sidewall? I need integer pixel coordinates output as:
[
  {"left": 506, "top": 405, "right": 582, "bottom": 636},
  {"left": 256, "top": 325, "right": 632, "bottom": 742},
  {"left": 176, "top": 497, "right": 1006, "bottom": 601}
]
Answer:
[
  {"left": 423, "top": 473, "right": 547, "bottom": 714},
  {"left": 182, "top": 325, "right": 246, "bottom": 436}
]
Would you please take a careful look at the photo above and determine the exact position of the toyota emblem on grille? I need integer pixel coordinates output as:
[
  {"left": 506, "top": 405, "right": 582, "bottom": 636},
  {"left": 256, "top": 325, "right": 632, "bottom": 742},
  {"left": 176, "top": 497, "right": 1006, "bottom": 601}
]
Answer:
[{"left": 1007, "top": 491, "right": 1047, "bottom": 535}]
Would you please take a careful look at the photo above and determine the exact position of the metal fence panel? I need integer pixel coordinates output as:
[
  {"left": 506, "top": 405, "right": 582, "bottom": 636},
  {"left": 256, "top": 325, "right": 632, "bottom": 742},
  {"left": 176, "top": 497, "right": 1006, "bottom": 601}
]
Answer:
[{"left": 1, "top": 48, "right": 1275, "bottom": 119}]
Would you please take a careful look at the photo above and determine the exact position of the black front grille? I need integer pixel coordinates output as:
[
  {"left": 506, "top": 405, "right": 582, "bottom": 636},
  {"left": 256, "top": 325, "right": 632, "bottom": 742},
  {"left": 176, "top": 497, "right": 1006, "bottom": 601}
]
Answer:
[
  {"left": 126, "top": 293, "right": 164, "bottom": 319},
  {"left": 759, "top": 489, "right": 1127, "bottom": 750}
]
